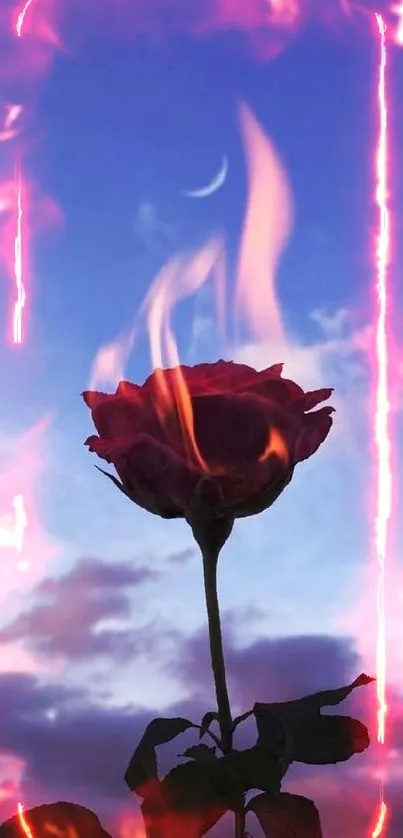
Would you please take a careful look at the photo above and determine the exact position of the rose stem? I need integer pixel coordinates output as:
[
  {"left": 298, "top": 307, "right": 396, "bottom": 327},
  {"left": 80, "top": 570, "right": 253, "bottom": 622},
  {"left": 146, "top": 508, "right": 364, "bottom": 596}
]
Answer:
[{"left": 202, "top": 548, "right": 246, "bottom": 838}]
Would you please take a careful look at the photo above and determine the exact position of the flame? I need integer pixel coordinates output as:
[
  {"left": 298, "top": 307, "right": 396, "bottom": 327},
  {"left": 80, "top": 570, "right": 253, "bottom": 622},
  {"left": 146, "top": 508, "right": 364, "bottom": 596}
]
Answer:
[
  {"left": 91, "top": 103, "right": 292, "bottom": 477},
  {"left": 236, "top": 102, "right": 293, "bottom": 344},
  {"left": 17, "top": 803, "right": 34, "bottom": 838},
  {"left": 144, "top": 104, "right": 291, "bottom": 466},
  {"left": 89, "top": 328, "right": 136, "bottom": 390},
  {"left": 144, "top": 237, "right": 224, "bottom": 471},
  {"left": 258, "top": 426, "right": 289, "bottom": 465}
]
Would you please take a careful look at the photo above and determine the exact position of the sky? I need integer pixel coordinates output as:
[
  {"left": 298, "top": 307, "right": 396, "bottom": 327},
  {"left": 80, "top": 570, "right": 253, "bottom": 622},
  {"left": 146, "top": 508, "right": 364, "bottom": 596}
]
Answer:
[{"left": 0, "top": 0, "right": 403, "bottom": 836}]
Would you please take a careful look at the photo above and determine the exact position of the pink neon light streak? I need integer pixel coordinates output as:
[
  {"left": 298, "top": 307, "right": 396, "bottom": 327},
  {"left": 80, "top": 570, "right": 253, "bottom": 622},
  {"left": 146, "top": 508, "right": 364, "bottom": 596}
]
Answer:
[
  {"left": 16, "top": 0, "right": 34, "bottom": 38},
  {"left": 13, "top": 167, "right": 26, "bottom": 344},
  {"left": 371, "top": 12, "right": 392, "bottom": 837}
]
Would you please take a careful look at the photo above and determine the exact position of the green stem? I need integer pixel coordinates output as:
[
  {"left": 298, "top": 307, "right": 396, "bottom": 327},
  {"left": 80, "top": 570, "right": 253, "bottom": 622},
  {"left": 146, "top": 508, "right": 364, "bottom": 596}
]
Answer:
[{"left": 201, "top": 548, "right": 246, "bottom": 838}]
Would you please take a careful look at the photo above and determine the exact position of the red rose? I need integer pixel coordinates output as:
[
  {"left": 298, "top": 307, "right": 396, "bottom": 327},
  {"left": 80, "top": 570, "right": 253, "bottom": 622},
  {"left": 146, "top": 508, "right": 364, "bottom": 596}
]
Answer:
[{"left": 82, "top": 360, "right": 334, "bottom": 524}]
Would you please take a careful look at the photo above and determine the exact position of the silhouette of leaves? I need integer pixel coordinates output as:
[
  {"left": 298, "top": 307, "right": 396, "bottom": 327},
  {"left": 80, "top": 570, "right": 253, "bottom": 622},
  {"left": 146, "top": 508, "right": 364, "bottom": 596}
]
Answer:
[
  {"left": 124, "top": 716, "right": 196, "bottom": 795},
  {"left": 199, "top": 711, "right": 219, "bottom": 741},
  {"left": 180, "top": 744, "right": 217, "bottom": 761},
  {"left": 253, "top": 672, "right": 374, "bottom": 765},
  {"left": 220, "top": 744, "right": 284, "bottom": 793},
  {"left": 247, "top": 791, "right": 323, "bottom": 838},
  {"left": 139, "top": 741, "right": 284, "bottom": 837},
  {"left": 140, "top": 756, "right": 241, "bottom": 838},
  {"left": 0, "top": 802, "right": 111, "bottom": 838}
]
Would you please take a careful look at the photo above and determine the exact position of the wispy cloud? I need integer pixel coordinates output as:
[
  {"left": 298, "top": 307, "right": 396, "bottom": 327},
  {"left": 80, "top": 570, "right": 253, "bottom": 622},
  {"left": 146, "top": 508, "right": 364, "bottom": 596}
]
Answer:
[
  {"left": 0, "top": 557, "right": 160, "bottom": 664},
  {"left": 133, "top": 202, "right": 176, "bottom": 254}
]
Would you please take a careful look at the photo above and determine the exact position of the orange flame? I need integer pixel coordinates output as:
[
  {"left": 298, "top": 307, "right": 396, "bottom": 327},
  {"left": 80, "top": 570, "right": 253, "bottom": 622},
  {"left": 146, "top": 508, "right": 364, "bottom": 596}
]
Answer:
[
  {"left": 258, "top": 426, "right": 289, "bottom": 465},
  {"left": 144, "top": 237, "right": 224, "bottom": 470}
]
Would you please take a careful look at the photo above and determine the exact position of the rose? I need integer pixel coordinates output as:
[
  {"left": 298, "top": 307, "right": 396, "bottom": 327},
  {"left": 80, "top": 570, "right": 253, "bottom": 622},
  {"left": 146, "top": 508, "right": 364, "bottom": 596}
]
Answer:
[{"left": 82, "top": 360, "right": 334, "bottom": 525}]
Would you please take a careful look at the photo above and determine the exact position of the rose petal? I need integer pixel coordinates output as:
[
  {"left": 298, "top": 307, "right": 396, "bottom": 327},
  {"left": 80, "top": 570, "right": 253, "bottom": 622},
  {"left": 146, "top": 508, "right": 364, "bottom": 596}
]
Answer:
[
  {"left": 293, "top": 387, "right": 334, "bottom": 413},
  {"left": 294, "top": 407, "right": 335, "bottom": 462},
  {"left": 83, "top": 361, "right": 335, "bottom": 520},
  {"left": 83, "top": 381, "right": 160, "bottom": 440},
  {"left": 248, "top": 374, "right": 305, "bottom": 407},
  {"left": 143, "top": 360, "right": 283, "bottom": 399},
  {"left": 192, "top": 391, "right": 280, "bottom": 468},
  {"left": 119, "top": 434, "right": 202, "bottom": 515},
  {"left": 217, "top": 451, "right": 291, "bottom": 513}
]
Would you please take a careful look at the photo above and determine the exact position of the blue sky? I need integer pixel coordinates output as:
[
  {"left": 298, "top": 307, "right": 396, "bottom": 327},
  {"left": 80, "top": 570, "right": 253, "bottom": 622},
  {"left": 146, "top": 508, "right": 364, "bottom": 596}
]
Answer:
[{"left": 0, "top": 2, "right": 403, "bottom": 836}]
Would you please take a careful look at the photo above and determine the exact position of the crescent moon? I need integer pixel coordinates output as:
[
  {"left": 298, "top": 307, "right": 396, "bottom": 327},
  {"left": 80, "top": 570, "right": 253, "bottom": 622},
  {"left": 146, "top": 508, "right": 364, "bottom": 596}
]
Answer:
[{"left": 182, "top": 155, "right": 228, "bottom": 199}]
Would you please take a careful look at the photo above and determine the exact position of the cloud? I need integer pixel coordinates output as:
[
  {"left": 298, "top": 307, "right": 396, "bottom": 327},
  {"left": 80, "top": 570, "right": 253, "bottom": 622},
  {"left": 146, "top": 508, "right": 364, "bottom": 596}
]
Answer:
[
  {"left": 188, "top": 305, "right": 372, "bottom": 441},
  {"left": 172, "top": 624, "right": 361, "bottom": 709},
  {"left": 133, "top": 202, "right": 176, "bottom": 254},
  {"left": 165, "top": 547, "right": 196, "bottom": 565},
  {"left": 0, "top": 557, "right": 160, "bottom": 664},
  {"left": 0, "top": 628, "right": 399, "bottom": 836},
  {"left": 235, "top": 307, "right": 370, "bottom": 400}
]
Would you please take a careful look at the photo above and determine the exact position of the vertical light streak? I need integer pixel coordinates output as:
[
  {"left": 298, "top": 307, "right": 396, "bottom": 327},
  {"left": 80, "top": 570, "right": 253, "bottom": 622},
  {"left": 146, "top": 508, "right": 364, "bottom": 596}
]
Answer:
[
  {"left": 17, "top": 803, "right": 34, "bottom": 838},
  {"left": 13, "top": 166, "right": 26, "bottom": 344},
  {"left": 371, "top": 13, "right": 391, "bottom": 838},
  {"left": 16, "top": 0, "right": 34, "bottom": 38},
  {"left": 374, "top": 10, "right": 390, "bottom": 750},
  {"left": 372, "top": 802, "right": 387, "bottom": 838},
  {"left": 13, "top": 0, "right": 32, "bottom": 341}
]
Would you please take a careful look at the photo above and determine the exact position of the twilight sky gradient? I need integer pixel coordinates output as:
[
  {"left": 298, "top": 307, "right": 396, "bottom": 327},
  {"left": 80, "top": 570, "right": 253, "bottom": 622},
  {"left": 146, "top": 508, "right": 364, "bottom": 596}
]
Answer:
[{"left": 1, "top": 1, "right": 403, "bottom": 836}]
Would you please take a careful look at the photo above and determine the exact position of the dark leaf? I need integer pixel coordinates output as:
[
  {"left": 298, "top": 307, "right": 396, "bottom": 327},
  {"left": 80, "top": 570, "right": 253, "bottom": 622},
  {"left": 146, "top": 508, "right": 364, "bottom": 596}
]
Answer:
[
  {"left": 232, "top": 709, "right": 254, "bottom": 732},
  {"left": 0, "top": 802, "right": 111, "bottom": 838},
  {"left": 254, "top": 673, "right": 374, "bottom": 725},
  {"left": 247, "top": 792, "right": 323, "bottom": 838},
  {"left": 221, "top": 744, "right": 284, "bottom": 793},
  {"left": 181, "top": 745, "right": 217, "bottom": 762},
  {"left": 95, "top": 466, "right": 132, "bottom": 498},
  {"left": 141, "top": 755, "right": 241, "bottom": 838},
  {"left": 124, "top": 717, "right": 196, "bottom": 795},
  {"left": 199, "top": 711, "right": 219, "bottom": 740},
  {"left": 95, "top": 465, "right": 182, "bottom": 519},
  {"left": 291, "top": 714, "right": 370, "bottom": 764},
  {"left": 254, "top": 673, "right": 374, "bottom": 766}
]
